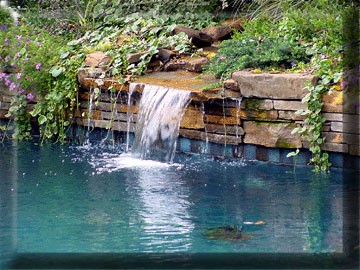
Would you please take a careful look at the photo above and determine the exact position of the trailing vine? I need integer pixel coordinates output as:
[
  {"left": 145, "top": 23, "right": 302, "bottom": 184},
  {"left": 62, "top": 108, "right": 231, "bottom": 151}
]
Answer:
[{"left": 290, "top": 56, "right": 344, "bottom": 172}]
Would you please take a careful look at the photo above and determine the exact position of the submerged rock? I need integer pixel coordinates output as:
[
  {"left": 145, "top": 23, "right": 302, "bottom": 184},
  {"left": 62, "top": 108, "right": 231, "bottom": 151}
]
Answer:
[{"left": 204, "top": 225, "right": 244, "bottom": 241}]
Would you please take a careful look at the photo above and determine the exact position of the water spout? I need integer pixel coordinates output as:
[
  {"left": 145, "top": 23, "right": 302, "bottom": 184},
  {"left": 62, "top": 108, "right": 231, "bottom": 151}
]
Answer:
[{"left": 132, "top": 85, "right": 191, "bottom": 162}]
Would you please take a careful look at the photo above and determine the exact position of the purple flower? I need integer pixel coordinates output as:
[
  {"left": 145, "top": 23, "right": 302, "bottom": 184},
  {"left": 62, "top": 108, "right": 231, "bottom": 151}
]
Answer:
[
  {"left": 26, "top": 93, "right": 35, "bottom": 100},
  {"left": 291, "top": 60, "right": 297, "bottom": 67},
  {"left": 4, "top": 79, "right": 11, "bottom": 86},
  {"left": 1, "top": 25, "right": 7, "bottom": 31},
  {"left": 10, "top": 62, "right": 15, "bottom": 67},
  {"left": 4, "top": 38, "right": 9, "bottom": 44},
  {"left": 320, "top": 54, "right": 326, "bottom": 59},
  {"left": 18, "top": 89, "right": 25, "bottom": 94},
  {"left": 9, "top": 82, "right": 17, "bottom": 91},
  {"left": 37, "top": 41, "right": 42, "bottom": 46},
  {"left": 17, "top": 35, "right": 22, "bottom": 40},
  {"left": 0, "top": 73, "right": 7, "bottom": 80},
  {"left": 35, "top": 63, "right": 42, "bottom": 70},
  {"left": 340, "top": 80, "right": 348, "bottom": 89},
  {"left": 15, "top": 52, "right": 21, "bottom": 58},
  {"left": 4, "top": 55, "right": 10, "bottom": 62},
  {"left": 16, "top": 73, "right": 22, "bottom": 79}
]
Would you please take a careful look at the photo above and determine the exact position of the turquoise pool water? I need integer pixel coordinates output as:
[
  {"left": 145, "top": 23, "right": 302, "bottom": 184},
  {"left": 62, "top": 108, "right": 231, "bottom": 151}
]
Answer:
[{"left": 0, "top": 141, "right": 349, "bottom": 268}]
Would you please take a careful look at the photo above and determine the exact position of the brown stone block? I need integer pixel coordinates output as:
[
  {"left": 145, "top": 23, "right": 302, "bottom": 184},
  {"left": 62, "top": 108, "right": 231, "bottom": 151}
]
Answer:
[
  {"left": 240, "top": 98, "right": 273, "bottom": 110},
  {"left": 243, "top": 121, "right": 302, "bottom": 148},
  {"left": 278, "top": 111, "right": 306, "bottom": 121},
  {"left": 205, "top": 124, "right": 244, "bottom": 136},
  {"left": 322, "top": 132, "right": 344, "bottom": 144},
  {"left": 239, "top": 109, "right": 278, "bottom": 120},
  {"left": 331, "top": 122, "right": 359, "bottom": 134},
  {"left": 205, "top": 114, "right": 239, "bottom": 125},
  {"left": 321, "top": 143, "right": 348, "bottom": 153},
  {"left": 349, "top": 145, "right": 360, "bottom": 156},
  {"left": 273, "top": 100, "right": 307, "bottom": 111},
  {"left": 180, "top": 106, "right": 204, "bottom": 129}
]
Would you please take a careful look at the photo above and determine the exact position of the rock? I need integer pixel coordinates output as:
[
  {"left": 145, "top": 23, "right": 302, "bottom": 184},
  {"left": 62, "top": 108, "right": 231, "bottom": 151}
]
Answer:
[
  {"left": 223, "top": 79, "right": 239, "bottom": 91},
  {"left": 180, "top": 105, "right": 204, "bottom": 129},
  {"left": 85, "top": 51, "right": 112, "bottom": 67},
  {"left": 232, "top": 71, "right": 318, "bottom": 100},
  {"left": 164, "top": 56, "right": 210, "bottom": 73},
  {"left": 77, "top": 68, "right": 104, "bottom": 85},
  {"left": 157, "top": 48, "right": 178, "bottom": 63},
  {"left": 174, "top": 25, "right": 213, "bottom": 48},
  {"left": 203, "top": 225, "right": 244, "bottom": 241},
  {"left": 202, "top": 25, "right": 233, "bottom": 42},
  {"left": 126, "top": 52, "right": 147, "bottom": 64},
  {"left": 243, "top": 121, "right": 302, "bottom": 148},
  {"left": 222, "top": 18, "right": 244, "bottom": 31}
]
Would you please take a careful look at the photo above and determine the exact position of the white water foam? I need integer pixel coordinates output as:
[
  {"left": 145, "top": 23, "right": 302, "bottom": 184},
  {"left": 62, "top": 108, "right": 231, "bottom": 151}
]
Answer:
[{"left": 89, "top": 152, "right": 183, "bottom": 173}]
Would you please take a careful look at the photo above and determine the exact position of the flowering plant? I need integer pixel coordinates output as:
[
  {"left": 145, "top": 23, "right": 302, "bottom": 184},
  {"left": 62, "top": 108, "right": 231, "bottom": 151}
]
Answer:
[{"left": 0, "top": 22, "right": 71, "bottom": 140}]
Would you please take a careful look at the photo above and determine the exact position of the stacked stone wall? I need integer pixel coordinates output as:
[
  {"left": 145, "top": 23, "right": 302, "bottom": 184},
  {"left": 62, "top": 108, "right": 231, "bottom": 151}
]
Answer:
[{"left": 1, "top": 71, "right": 359, "bottom": 169}]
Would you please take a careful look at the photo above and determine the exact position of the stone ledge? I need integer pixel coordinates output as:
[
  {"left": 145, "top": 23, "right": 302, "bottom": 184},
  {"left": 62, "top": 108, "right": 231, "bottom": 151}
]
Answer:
[{"left": 231, "top": 71, "right": 317, "bottom": 100}]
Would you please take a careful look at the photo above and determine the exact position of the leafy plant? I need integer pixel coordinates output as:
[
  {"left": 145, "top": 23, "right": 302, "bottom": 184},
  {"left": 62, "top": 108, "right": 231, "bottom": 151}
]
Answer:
[{"left": 207, "top": 37, "right": 307, "bottom": 78}]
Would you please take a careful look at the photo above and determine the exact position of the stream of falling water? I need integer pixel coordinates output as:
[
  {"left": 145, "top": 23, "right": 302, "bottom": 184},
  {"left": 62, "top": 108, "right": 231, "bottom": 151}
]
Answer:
[
  {"left": 233, "top": 97, "right": 243, "bottom": 139},
  {"left": 200, "top": 102, "right": 209, "bottom": 154},
  {"left": 125, "top": 84, "right": 135, "bottom": 152},
  {"left": 132, "top": 85, "right": 191, "bottom": 162},
  {"left": 85, "top": 88, "right": 95, "bottom": 145}
]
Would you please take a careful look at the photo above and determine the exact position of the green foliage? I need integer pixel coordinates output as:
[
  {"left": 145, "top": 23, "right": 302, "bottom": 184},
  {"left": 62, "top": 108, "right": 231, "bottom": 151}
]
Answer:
[
  {"left": 0, "top": 6, "right": 14, "bottom": 26},
  {"left": 207, "top": 37, "right": 307, "bottom": 78}
]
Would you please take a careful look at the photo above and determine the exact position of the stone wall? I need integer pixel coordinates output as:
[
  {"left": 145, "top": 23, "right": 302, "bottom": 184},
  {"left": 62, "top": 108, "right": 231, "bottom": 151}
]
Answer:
[{"left": 1, "top": 70, "right": 359, "bottom": 169}]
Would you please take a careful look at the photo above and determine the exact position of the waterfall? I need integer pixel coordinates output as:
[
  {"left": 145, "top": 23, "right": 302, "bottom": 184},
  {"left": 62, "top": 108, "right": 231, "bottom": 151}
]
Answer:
[{"left": 132, "top": 85, "right": 191, "bottom": 162}]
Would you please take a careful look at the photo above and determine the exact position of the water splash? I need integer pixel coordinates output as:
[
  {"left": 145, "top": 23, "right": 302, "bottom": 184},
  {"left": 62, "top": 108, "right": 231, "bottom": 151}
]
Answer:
[{"left": 132, "top": 85, "right": 191, "bottom": 162}]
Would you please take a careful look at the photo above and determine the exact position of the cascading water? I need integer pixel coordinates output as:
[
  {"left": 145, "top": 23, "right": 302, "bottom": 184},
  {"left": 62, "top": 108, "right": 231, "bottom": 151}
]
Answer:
[{"left": 132, "top": 85, "right": 191, "bottom": 163}]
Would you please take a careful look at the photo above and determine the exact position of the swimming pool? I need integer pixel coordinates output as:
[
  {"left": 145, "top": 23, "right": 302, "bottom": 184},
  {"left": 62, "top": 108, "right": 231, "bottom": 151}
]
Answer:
[{"left": 0, "top": 140, "right": 355, "bottom": 269}]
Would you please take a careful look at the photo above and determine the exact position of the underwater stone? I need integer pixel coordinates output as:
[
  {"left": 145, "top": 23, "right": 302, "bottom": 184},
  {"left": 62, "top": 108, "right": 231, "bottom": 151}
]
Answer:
[{"left": 203, "top": 225, "right": 243, "bottom": 241}]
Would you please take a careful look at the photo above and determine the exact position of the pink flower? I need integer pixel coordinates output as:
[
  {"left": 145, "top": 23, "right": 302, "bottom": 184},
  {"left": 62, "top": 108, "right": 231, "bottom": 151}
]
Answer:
[
  {"left": 17, "top": 35, "right": 22, "bottom": 40},
  {"left": 26, "top": 93, "right": 35, "bottom": 100},
  {"left": 9, "top": 82, "right": 17, "bottom": 91},
  {"left": 18, "top": 89, "right": 25, "bottom": 94},
  {"left": 35, "top": 63, "right": 42, "bottom": 70},
  {"left": 15, "top": 52, "right": 21, "bottom": 58},
  {"left": 16, "top": 73, "right": 22, "bottom": 79}
]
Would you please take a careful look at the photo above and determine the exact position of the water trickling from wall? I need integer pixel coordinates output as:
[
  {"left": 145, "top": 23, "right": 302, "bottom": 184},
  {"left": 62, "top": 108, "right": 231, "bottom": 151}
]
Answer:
[
  {"left": 132, "top": 85, "right": 191, "bottom": 162},
  {"left": 85, "top": 88, "right": 95, "bottom": 144},
  {"left": 125, "top": 84, "right": 135, "bottom": 152},
  {"left": 233, "top": 97, "right": 243, "bottom": 139},
  {"left": 200, "top": 102, "right": 209, "bottom": 154}
]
